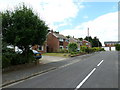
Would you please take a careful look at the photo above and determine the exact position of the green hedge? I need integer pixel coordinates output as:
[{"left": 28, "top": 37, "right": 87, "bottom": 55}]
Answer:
[
  {"left": 80, "top": 46, "right": 105, "bottom": 53},
  {"left": 58, "top": 49, "right": 68, "bottom": 53},
  {"left": 115, "top": 44, "right": 120, "bottom": 51},
  {"left": 2, "top": 48, "right": 35, "bottom": 68}
]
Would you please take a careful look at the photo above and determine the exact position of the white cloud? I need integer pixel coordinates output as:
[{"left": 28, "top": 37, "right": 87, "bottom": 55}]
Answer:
[
  {"left": 0, "top": 0, "right": 84, "bottom": 30},
  {"left": 60, "top": 12, "right": 118, "bottom": 45}
]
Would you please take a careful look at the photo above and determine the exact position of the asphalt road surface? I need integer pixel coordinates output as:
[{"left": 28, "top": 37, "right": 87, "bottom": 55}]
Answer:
[{"left": 3, "top": 51, "right": 118, "bottom": 89}]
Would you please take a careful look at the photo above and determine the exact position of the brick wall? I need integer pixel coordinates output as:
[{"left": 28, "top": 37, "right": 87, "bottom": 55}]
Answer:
[
  {"left": 63, "top": 40, "right": 69, "bottom": 49},
  {"left": 47, "top": 33, "right": 59, "bottom": 52},
  {"left": 105, "top": 44, "right": 115, "bottom": 47}
]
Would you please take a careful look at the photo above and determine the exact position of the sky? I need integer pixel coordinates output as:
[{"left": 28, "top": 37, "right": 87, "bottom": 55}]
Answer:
[{"left": 0, "top": 0, "right": 119, "bottom": 46}]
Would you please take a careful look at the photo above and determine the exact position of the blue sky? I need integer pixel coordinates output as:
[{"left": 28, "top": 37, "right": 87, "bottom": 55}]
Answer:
[
  {"left": 57, "top": 2, "right": 117, "bottom": 31},
  {"left": 0, "top": 0, "right": 118, "bottom": 45}
]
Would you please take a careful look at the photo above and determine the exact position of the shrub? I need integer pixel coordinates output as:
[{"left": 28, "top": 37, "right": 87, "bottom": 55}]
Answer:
[
  {"left": 58, "top": 48, "right": 68, "bottom": 53},
  {"left": 68, "top": 43, "right": 78, "bottom": 53},
  {"left": 80, "top": 46, "right": 105, "bottom": 54},
  {"left": 99, "top": 48, "right": 105, "bottom": 51},
  {"left": 80, "top": 46, "right": 87, "bottom": 52},
  {"left": 115, "top": 44, "right": 120, "bottom": 51},
  {"left": 2, "top": 46, "right": 35, "bottom": 68}
]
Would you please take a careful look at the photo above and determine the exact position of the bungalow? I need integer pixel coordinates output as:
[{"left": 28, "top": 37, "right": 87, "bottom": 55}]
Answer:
[{"left": 47, "top": 30, "right": 69, "bottom": 52}]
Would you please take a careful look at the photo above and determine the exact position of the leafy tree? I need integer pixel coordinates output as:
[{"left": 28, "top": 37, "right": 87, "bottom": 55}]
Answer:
[
  {"left": 84, "top": 36, "right": 102, "bottom": 47},
  {"left": 68, "top": 43, "right": 78, "bottom": 53},
  {"left": 84, "top": 36, "right": 93, "bottom": 43},
  {"left": 92, "top": 37, "right": 102, "bottom": 47},
  {"left": 78, "top": 37, "right": 83, "bottom": 41},
  {"left": 2, "top": 4, "right": 49, "bottom": 60},
  {"left": 115, "top": 44, "right": 120, "bottom": 51},
  {"left": 66, "top": 35, "right": 70, "bottom": 39}
]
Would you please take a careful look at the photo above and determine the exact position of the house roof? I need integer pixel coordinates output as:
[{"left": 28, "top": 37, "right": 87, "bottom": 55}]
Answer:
[
  {"left": 53, "top": 33, "right": 67, "bottom": 39},
  {"left": 104, "top": 41, "right": 120, "bottom": 44}
]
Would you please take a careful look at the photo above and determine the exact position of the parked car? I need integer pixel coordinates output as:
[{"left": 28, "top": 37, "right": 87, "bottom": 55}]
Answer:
[
  {"left": 32, "top": 50, "right": 42, "bottom": 59},
  {"left": 7, "top": 46, "right": 42, "bottom": 59}
]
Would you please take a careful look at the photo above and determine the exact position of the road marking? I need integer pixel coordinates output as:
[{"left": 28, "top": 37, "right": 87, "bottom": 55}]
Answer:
[
  {"left": 75, "top": 68, "right": 96, "bottom": 90},
  {"left": 97, "top": 60, "right": 104, "bottom": 67}
]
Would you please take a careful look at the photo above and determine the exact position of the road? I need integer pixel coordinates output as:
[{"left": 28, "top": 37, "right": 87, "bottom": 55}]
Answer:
[{"left": 3, "top": 51, "right": 118, "bottom": 89}]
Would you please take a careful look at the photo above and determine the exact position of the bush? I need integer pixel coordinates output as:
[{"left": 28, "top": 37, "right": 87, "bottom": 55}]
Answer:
[
  {"left": 68, "top": 43, "right": 78, "bottom": 53},
  {"left": 80, "top": 46, "right": 87, "bottom": 52},
  {"left": 80, "top": 46, "right": 105, "bottom": 53},
  {"left": 2, "top": 47, "right": 35, "bottom": 68},
  {"left": 58, "top": 49, "right": 68, "bottom": 53},
  {"left": 2, "top": 54, "right": 11, "bottom": 68},
  {"left": 115, "top": 44, "right": 120, "bottom": 51}
]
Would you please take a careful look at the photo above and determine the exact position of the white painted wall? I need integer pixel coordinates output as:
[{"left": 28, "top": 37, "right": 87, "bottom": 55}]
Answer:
[{"left": 102, "top": 47, "right": 116, "bottom": 51}]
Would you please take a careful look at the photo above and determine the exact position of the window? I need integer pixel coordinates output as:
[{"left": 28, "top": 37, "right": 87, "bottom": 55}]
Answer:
[
  {"left": 59, "top": 46, "right": 63, "bottom": 49},
  {"left": 59, "top": 38, "right": 63, "bottom": 42},
  {"left": 38, "top": 45, "right": 43, "bottom": 51},
  {"left": 65, "top": 39, "right": 69, "bottom": 42},
  {"left": 66, "top": 46, "right": 68, "bottom": 50},
  {"left": 59, "top": 42, "right": 63, "bottom": 45},
  {"left": 86, "top": 43, "right": 88, "bottom": 45}
]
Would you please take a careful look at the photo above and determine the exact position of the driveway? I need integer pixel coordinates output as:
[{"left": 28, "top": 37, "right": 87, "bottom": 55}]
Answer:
[{"left": 40, "top": 55, "right": 67, "bottom": 64}]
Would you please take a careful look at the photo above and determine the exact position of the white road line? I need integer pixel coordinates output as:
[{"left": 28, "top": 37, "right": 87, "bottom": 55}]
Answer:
[
  {"left": 75, "top": 68, "right": 96, "bottom": 90},
  {"left": 97, "top": 60, "right": 104, "bottom": 67}
]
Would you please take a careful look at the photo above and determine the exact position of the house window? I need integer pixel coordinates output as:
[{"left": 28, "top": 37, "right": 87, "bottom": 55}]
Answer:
[
  {"left": 86, "top": 43, "right": 88, "bottom": 45},
  {"left": 59, "top": 46, "right": 63, "bottom": 49},
  {"left": 66, "top": 46, "right": 68, "bottom": 50},
  {"left": 59, "top": 41, "right": 63, "bottom": 45},
  {"left": 65, "top": 39, "right": 69, "bottom": 42},
  {"left": 59, "top": 38, "right": 63, "bottom": 42},
  {"left": 38, "top": 45, "right": 43, "bottom": 51}
]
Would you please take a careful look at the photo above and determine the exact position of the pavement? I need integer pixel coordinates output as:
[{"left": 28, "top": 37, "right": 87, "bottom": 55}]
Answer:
[
  {"left": 2, "top": 52, "right": 94, "bottom": 87},
  {"left": 2, "top": 55, "right": 67, "bottom": 86}
]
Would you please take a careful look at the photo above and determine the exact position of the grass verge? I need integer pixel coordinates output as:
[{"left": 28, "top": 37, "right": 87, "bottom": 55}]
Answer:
[{"left": 42, "top": 53, "right": 71, "bottom": 58}]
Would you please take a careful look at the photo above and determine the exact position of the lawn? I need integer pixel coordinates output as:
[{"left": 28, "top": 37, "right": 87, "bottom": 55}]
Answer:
[{"left": 42, "top": 53, "right": 70, "bottom": 58}]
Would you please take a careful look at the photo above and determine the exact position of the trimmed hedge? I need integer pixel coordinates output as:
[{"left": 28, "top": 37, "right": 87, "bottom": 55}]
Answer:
[
  {"left": 80, "top": 46, "right": 105, "bottom": 53},
  {"left": 2, "top": 48, "right": 35, "bottom": 69}
]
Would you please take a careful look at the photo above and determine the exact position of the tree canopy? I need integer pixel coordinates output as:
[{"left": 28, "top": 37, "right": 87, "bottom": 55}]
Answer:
[
  {"left": 68, "top": 43, "right": 78, "bottom": 52},
  {"left": 2, "top": 4, "right": 49, "bottom": 54},
  {"left": 84, "top": 36, "right": 102, "bottom": 47}
]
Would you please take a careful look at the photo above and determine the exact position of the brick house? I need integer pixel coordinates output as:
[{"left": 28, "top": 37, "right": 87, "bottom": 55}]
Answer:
[
  {"left": 47, "top": 30, "right": 69, "bottom": 52},
  {"left": 104, "top": 41, "right": 120, "bottom": 47},
  {"left": 81, "top": 40, "right": 91, "bottom": 48}
]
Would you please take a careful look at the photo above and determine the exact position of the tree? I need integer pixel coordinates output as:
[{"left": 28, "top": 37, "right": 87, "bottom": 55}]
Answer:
[
  {"left": 84, "top": 36, "right": 93, "bottom": 42},
  {"left": 68, "top": 43, "right": 78, "bottom": 53},
  {"left": 92, "top": 37, "right": 102, "bottom": 47},
  {"left": 78, "top": 37, "right": 83, "bottom": 41},
  {"left": 66, "top": 35, "right": 70, "bottom": 39},
  {"left": 2, "top": 4, "right": 49, "bottom": 60},
  {"left": 115, "top": 44, "right": 120, "bottom": 51},
  {"left": 84, "top": 36, "right": 102, "bottom": 47}
]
